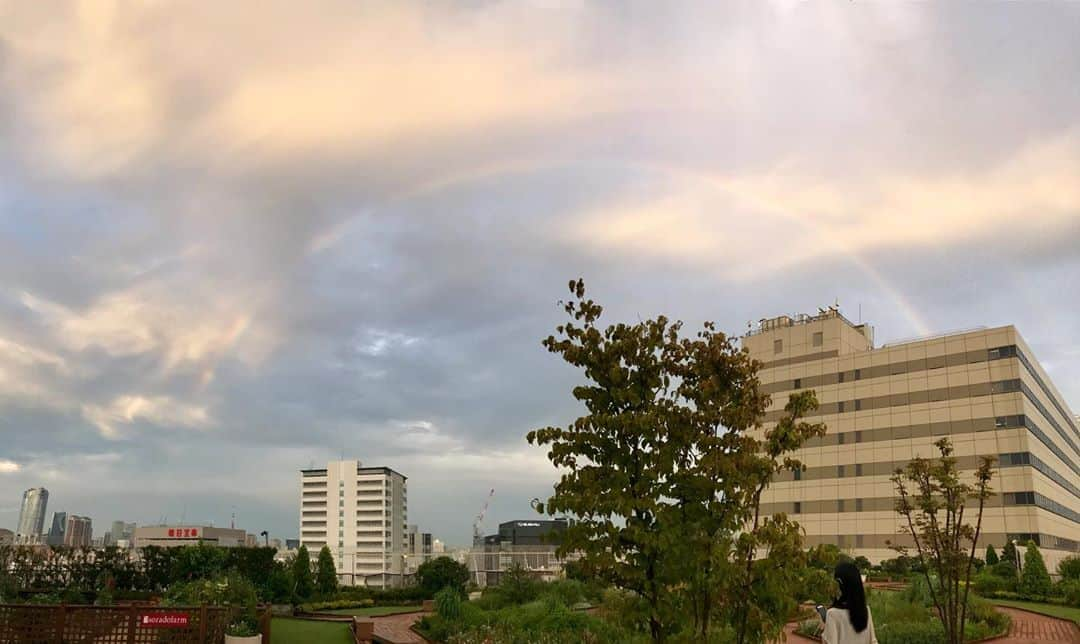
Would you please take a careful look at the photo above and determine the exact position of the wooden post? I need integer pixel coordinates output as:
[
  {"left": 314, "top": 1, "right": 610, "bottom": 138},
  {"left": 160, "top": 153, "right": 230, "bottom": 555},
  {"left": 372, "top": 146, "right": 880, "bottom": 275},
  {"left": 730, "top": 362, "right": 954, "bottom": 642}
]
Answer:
[
  {"left": 127, "top": 605, "right": 138, "bottom": 644},
  {"left": 199, "top": 605, "right": 208, "bottom": 644},
  {"left": 57, "top": 604, "right": 66, "bottom": 641},
  {"left": 260, "top": 605, "right": 272, "bottom": 644}
]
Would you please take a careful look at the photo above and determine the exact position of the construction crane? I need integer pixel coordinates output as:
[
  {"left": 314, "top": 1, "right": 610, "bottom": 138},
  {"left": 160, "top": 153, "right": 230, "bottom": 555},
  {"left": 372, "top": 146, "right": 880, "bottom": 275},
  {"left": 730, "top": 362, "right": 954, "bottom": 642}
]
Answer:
[{"left": 472, "top": 488, "right": 495, "bottom": 546}]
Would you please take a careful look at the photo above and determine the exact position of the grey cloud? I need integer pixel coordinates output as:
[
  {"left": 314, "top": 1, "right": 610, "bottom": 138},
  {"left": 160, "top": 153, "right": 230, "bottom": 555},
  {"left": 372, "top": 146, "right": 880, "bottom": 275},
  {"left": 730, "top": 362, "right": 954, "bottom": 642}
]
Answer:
[{"left": 1, "top": 3, "right": 1079, "bottom": 544}]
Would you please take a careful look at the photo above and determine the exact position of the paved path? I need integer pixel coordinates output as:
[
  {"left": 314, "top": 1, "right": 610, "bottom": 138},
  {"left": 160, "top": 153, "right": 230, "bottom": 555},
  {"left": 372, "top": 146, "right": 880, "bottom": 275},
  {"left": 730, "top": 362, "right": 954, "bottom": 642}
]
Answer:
[
  {"left": 996, "top": 607, "right": 1079, "bottom": 643},
  {"left": 369, "top": 610, "right": 429, "bottom": 644},
  {"left": 783, "top": 606, "right": 1079, "bottom": 643},
  {"left": 782, "top": 619, "right": 818, "bottom": 643}
]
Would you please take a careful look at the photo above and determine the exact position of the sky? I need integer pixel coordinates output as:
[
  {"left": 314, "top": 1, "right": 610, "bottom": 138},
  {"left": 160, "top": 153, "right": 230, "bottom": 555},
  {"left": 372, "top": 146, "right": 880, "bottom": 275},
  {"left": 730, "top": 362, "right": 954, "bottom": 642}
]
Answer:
[{"left": 1, "top": 1, "right": 1079, "bottom": 546}]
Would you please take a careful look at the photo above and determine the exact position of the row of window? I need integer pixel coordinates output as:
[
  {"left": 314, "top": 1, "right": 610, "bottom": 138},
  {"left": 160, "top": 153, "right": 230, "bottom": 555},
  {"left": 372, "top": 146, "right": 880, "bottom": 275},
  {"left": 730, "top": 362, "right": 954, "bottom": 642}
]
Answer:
[
  {"left": 1017, "top": 380, "right": 1080, "bottom": 457},
  {"left": 763, "top": 379, "right": 1022, "bottom": 422},
  {"left": 998, "top": 451, "right": 1080, "bottom": 498},
  {"left": 765, "top": 343, "right": 1079, "bottom": 451},
  {"left": 783, "top": 489, "right": 1079, "bottom": 524},
  {"left": 1013, "top": 347, "right": 1080, "bottom": 438},
  {"left": 763, "top": 378, "right": 1080, "bottom": 462},
  {"left": 785, "top": 451, "right": 1079, "bottom": 501},
  {"left": 771, "top": 344, "right": 1016, "bottom": 381}
]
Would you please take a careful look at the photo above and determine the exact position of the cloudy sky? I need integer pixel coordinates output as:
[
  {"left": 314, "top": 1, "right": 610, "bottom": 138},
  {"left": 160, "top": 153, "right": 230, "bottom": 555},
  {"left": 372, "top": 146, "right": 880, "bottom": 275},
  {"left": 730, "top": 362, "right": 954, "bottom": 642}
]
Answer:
[{"left": 1, "top": 2, "right": 1078, "bottom": 545}]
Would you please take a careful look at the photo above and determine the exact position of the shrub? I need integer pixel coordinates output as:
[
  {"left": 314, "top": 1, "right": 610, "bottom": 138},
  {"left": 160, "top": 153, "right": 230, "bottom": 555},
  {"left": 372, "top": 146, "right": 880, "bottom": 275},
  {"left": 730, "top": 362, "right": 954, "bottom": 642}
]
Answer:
[
  {"left": 163, "top": 574, "right": 258, "bottom": 610},
  {"left": 875, "top": 620, "right": 945, "bottom": 644},
  {"left": 985, "top": 545, "right": 999, "bottom": 566},
  {"left": 333, "top": 585, "right": 428, "bottom": 604},
  {"left": 435, "top": 587, "right": 464, "bottom": 621},
  {"left": 973, "top": 570, "right": 1014, "bottom": 595},
  {"left": 989, "top": 560, "right": 1018, "bottom": 579},
  {"left": 300, "top": 598, "right": 375, "bottom": 612},
  {"left": 879, "top": 556, "right": 912, "bottom": 577},
  {"left": 1058, "top": 579, "right": 1080, "bottom": 608},
  {"left": 497, "top": 564, "right": 542, "bottom": 605},
  {"left": 794, "top": 619, "right": 822, "bottom": 639},
  {"left": 1058, "top": 555, "right": 1080, "bottom": 581}
]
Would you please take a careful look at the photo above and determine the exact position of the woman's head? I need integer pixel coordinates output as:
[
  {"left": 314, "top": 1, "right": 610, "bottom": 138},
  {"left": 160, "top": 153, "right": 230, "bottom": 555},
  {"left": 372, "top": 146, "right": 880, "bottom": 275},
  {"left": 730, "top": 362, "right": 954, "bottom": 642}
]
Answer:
[{"left": 833, "top": 561, "right": 868, "bottom": 633}]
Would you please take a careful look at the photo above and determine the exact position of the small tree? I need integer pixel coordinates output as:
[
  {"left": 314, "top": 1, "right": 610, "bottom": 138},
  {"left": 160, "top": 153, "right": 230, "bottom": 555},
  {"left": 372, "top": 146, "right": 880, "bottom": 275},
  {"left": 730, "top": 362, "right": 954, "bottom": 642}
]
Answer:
[
  {"left": 1019, "top": 541, "right": 1051, "bottom": 597},
  {"left": 1001, "top": 540, "right": 1019, "bottom": 570},
  {"left": 891, "top": 438, "right": 994, "bottom": 644},
  {"left": 316, "top": 546, "right": 338, "bottom": 595},
  {"left": 985, "top": 545, "right": 999, "bottom": 566},
  {"left": 528, "top": 280, "right": 824, "bottom": 643},
  {"left": 416, "top": 556, "right": 470, "bottom": 597},
  {"left": 853, "top": 556, "right": 872, "bottom": 573},
  {"left": 290, "top": 545, "right": 314, "bottom": 600}
]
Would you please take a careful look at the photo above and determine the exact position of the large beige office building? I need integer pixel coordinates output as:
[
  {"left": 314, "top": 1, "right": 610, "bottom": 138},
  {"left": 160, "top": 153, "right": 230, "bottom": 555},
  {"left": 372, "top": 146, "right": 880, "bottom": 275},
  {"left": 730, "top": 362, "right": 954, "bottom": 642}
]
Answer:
[
  {"left": 743, "top": 309, "right": 1079, "bottom": 572},
  {"left": 300, "top": 460, "right": 408, "bottom": 587}
]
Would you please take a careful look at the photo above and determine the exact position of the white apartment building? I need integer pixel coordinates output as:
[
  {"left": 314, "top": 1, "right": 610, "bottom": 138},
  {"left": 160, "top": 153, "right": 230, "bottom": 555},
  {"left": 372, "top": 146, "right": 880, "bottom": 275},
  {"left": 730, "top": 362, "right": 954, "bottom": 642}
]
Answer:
[{"left": 299, "top": 460, "right": 408, "bottom": 587}]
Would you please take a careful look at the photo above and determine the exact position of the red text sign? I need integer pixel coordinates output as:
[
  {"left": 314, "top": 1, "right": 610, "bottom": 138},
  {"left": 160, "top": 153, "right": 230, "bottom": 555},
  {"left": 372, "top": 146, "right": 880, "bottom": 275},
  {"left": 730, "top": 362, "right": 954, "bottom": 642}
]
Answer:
[{"left": 140, "top": 613, "right": 190, "bottom": 628}]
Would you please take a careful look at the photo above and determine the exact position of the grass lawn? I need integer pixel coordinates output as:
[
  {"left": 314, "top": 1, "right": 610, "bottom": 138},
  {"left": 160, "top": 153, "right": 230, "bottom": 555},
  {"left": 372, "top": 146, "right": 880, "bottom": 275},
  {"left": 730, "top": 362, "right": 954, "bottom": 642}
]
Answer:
[
  {"left": 985, "top": 598, "right": 1080, "bottom": 625},
  {"left": 271, "top": 617, "right": 353, "bottom": 644},
  {"left": 325, "top": 604, "right": 422, "bottom": 617}
]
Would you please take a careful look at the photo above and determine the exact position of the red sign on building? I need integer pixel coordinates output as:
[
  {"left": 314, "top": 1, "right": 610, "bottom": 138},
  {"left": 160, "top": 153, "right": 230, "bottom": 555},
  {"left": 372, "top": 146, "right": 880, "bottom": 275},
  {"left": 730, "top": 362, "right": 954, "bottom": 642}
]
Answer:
[
  {"left": 141, "top": 612, "right": 191, "bottom": 628},
  {"left": 166, "top": 528, "right": 199, "bottom": 538}
]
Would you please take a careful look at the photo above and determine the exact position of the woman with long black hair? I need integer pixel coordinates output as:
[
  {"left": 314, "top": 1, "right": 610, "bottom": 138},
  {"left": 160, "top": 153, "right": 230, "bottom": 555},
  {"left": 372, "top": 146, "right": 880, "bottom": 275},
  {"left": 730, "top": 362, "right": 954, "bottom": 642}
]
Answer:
[{"left": 821, "top": 561, "right": 877, "bottom": 644}]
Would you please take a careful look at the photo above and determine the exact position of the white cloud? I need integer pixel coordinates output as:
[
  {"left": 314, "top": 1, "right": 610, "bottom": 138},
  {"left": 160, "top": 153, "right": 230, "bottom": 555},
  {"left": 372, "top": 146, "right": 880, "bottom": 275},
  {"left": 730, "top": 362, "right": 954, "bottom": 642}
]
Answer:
[
  {"left": 0, "top": 460, "right": 21, "bottom": 474},
  {"left": 356, "top": 330, "right": 421, "bottom": 357},
  {"left": 82, "top": 395, "right": 213, "bottom": 439},
  {"left": 20, "top": 283, "right": 271, "bottom": 372},
  {"left": 569, "top": 129, "right": 1080, "bottom": 279}
]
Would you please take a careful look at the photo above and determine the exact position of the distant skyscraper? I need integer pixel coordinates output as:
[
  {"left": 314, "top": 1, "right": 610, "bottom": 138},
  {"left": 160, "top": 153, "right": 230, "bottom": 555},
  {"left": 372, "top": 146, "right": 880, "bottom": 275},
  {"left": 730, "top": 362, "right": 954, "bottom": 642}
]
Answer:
[
  {"left": 300, "top": 460, "right": 408, "bottom": 587},
  {"left": 64, "top": 515, "right": 93, "bottom": 548},
  {"left": 47, "top": 511, "right": 67, "bottom": 546},
  {"left": 16, "top": 488, "right": 48, "bottom": 544}
]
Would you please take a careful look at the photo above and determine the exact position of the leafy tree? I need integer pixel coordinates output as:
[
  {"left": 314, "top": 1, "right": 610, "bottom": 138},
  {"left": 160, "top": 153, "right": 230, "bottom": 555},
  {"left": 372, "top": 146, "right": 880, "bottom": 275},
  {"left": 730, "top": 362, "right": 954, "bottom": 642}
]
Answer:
[
  {"left": 891, "top": 438, "right": 995, "bottom": 644},
  {"left": 416, "top": 556, "right": 470, "bottom": 597},
  {"left": 853, "top": 556, "right": 872, "bottom": 573},
  {"left": 315, "top": 546, "right": 338, "bottom": 595},
  {"left": 265, "top": 562, "right": 293, "bottom": 603},
  {"left": 985, "top": 545, "right": 999, "bottom": 566},
  {"left": 1057, "top": 555, "right": 1080, "bottom": 581},
  {"left": 224, "top": 547, "right": 277, "bottom": 590},
  {"left": 290, "top": 545, "right": 314, "bottom": 600},
  {"left": 528, "top": 279, "right": 824, "bottom": 643},
  {"left": 171, "top": 541, "right": 227, "bottom": 581},
  {"left": 1019, "top": 541, "right": 1052, "bottom": 597}
]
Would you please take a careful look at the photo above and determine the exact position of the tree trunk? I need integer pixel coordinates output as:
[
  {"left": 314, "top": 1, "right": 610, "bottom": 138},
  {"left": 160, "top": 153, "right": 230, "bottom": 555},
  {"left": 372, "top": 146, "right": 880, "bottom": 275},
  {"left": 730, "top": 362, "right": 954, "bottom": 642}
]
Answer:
[{"left": 650, "top": 616, "right": 664, "bottom": 644}]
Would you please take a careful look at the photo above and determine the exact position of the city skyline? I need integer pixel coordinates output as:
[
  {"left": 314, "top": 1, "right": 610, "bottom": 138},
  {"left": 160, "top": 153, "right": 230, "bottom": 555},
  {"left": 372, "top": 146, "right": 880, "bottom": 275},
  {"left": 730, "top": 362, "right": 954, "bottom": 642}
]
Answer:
[{"left": 2, "top": 3, "right": 1079, "bottom": 544}]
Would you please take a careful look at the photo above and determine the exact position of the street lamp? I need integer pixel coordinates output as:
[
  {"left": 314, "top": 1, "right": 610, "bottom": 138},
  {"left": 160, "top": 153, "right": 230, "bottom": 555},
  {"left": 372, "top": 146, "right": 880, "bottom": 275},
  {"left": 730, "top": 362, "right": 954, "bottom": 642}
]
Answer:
[{"left": 1012, "top": 540, "right": 1022, "bottom": 577}]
